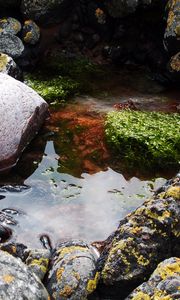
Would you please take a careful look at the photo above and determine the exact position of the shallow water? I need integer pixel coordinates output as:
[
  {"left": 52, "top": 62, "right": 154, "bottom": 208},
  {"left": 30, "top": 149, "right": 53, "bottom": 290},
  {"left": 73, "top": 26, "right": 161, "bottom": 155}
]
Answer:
[{"left": 0, "top": 66, "right": 179, "bottom": 248}]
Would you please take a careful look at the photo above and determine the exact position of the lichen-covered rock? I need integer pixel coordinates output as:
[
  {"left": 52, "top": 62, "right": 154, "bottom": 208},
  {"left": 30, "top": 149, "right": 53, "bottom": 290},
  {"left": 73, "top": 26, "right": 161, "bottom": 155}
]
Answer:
[
  {"left": 0, "top": 242, "right": 28, "bottom": 261},
  {"left": 105, "top": 0, "right": 153, "bottom": 18},
  {"left": 0, "top": 33, "right": 24, "bottom": 59},
  {"left": 21, "top": 0, "right": 72, "bottom": 25},
  {"left": 25, "top": 248, "right": 51, "bottom": 280},
  {"left": 97, "top": 174, "right": 180, "bottom": 298},
  {"left": 125, "top": 257, "right": 180, "bottom": 300},
  {"left": 164, "top": 0, "right": 180, "bottom": 54},
  {"left": 0, "top": 250, "right": 49, "bottom": 299},
  {"left": 0, "top": 53, "right": 22, "bottom": 80},
  {"left": 0, "top": 73, "right": 48, "bottom": 171},
  {"left": 168, "top": 51, "right": 180, "bottom": 82},
  {"left": 22, "top": 20, "right": 40, "bottom": 45},
  {"left": 46, "top": 240, "right": 99, "bottom": 299},
  {"left": 0, "top": 17, "right": 21, "bottom": 35}
]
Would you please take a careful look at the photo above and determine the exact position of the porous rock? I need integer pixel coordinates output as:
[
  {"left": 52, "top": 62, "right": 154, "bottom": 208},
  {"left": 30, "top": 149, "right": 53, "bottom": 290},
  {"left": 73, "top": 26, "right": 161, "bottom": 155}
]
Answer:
[
  {"left": 0, "top": 52, "right": 22, "bottom": 80},
  {"left": 125, "top": 257, "right": 180, "bottom": 300},
  {"left": 0, "top": 33, "right": 24, "bottom": 59},
  {"left": 46, "top": 240, "right": 99, "bottom": 299},
  {"left": 21, "top": 0, "right": 72, "bottom": 25},
  {"left": 97, "top": 175, "right": 180, "bottom": 298},
  {"left": 0, "top": 73, "right": 48, "bottom": 171},
  {"left": 0, "top": 250, "right": 49, "bottom": 299}
]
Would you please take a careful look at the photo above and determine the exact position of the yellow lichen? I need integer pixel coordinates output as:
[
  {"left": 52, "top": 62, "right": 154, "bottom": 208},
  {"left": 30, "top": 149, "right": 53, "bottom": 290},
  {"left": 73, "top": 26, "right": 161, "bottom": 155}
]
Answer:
[
  {"left": 23, "top": 31, "right": 33, "bottom": 43},
  {"left": 2, "top": 274, "right": 15, "bottom": 284},
  {"left": 0, "top": 53, "right": 8, "bottom": 71},
  {"left": 131, "top": 291, "right": 151, "bottom": 300},
  {"left": 154, "top": 259, "right": 180, "bottom": 280},
  {"left": 56, "top": 267, "right": 64, "bottom": 281},
  {"left": 29, "top": 258, "right": 49, "bottom": 274},
  {"left": 165, "top": 186, "right": 180, "bottom": 200},
  {"left": 87, "top": 272, "right": 100, "bottom": 294},
  {"left": 57, "top": 246, "right": 88, "bottom": 258},
  {"left": 59, "top": 285, "right": 73, "bottom": 297}
]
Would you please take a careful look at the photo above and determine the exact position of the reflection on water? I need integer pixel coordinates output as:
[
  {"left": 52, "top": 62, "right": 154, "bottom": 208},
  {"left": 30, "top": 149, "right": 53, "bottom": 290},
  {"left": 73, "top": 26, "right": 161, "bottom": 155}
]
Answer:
[{"left": 0, "top": 141, "right": 166, "bottom": 248}]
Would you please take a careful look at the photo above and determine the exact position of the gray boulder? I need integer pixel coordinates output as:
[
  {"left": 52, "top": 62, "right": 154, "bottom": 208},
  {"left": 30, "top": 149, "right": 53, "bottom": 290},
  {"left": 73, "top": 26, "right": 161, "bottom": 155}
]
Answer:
[
  {"left": 0, "top": 73, "right": 48, "bottom": 171},
  {"left": 21, "top": 0, "right": 72, "bottom": 25},
  {"left": 46, "top": 240, "right": 99, "bottom": 299},
  {"left": 126, "top": 257, "right": 180, "bottom": 300},
  {"left": 0, "top": 33, "right": 24, "bottom": 59},
  {"left": 0, "top": 250, "right": 49, "bottom": 299}
]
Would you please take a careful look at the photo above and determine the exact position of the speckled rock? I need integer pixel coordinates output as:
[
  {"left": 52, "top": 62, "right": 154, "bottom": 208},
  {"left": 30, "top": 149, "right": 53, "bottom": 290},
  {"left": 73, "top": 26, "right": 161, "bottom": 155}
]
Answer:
[
  {"left": 25, "top": 248, "right": 51, "bottom": 280},
  {"left": 46, "top": 240, "right": 99, "bottom": 300},
  {"left": 0, "top": 33, "right": 24, "bottom": 59},
  {"left": 21, "top": 0, "right": 72, "bottom": 25},
  {"left": 22, "top": 20, "right": 40, "bottom": 45},
  {"left": 105, "top": 0, "right": 152, "bottom": 18},
  {"left": 164, "top": 0, "right": 180, "bottom": 54},
  {"left": 0, "top": 17, "right": 21, "bottom": 35},
  {"left": 97, "top": 174, "right": 180, "bottom": 299},
  {"left": 0, "top": 53, "right": 22, "bottom": 80},
  {"left": 0, "top": 250, "right": 49, "bottom": 299},
  {"left": 168, "top": 52, "right": 180, "bottom": 82},
  {"left": 0, "top": 73, "right": 48, "bottom": 171},
  {"left": 125, "top": 257, "right": 180, "bottom": 300}
]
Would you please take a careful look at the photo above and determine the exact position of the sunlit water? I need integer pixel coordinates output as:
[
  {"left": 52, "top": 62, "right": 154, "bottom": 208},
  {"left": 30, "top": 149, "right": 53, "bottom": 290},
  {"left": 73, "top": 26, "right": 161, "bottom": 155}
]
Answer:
[
  {"left": 0, "top": 141, "right": 166, "bottom": 248},
  {"left": 0, "top": 66, "right": 179, "bottom": 248}
]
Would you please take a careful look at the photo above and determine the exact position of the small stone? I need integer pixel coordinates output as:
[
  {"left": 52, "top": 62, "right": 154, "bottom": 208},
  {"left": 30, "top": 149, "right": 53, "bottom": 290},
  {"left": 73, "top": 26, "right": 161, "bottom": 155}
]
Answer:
[
  {"left": 0, "top": 17, "right": 21, "bottom": 35},
  {"left": 22, "top": 20, "right": 40, "bottom": 45},
  {"left": 0, "top": 33, "right": 24, "bottom": 59},
  {"left": 0, "top": 53, "right": 22, "bottom": 80}
]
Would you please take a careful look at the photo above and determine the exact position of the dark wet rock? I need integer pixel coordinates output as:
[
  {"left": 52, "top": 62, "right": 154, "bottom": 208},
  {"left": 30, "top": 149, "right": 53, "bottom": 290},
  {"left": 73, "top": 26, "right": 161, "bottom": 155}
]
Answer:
[
  {"left": 164, "top": 0, "right": 180, "bottom": 55},
  {"left": 0, "top": 242, "right": 28, "bottom": 261},
  {"left": 0, "top": 33, "right": 24, "bottom": 59},
  {"left": 0, "top": 0, "right": 20, "bottom": 8},
  {"left": 0, "top": 17, "right": 21, "bottom": 35},
  {"left": 16, "top": 44, "right": 41, "bottom": 69},
  {"left": 0, "top": 53, "right": 22, "bottom": 80},
  {"left": 25, "top": 248, "right": 51, "bottom": 281},
  {"left": 0, "top": 224, "right": 12, "bottom": 242},
  {"left": 97, "top": 175, "right": 180, "bottom": 299},
  {"left": 105, "top": 0, "right": 153, "bottom": 18},
  {"left": 125, "top": 257, "right": 180, "bottom": 300},
  {"left": 22, "top": 20, "right": 40, "bottom": 45},
  {"left": 0, "top": 211, "right": 18, "bottom": 225},
  {"left": 0, "top": 185, "right": 30, "bottom": 192},
  {"left": 0, "top": 250, "right": 49, "bottom": 299},
  {"left": 46, "top": 240, "right": 99, "bottom": 299},
  {"left": 0, "top": 73, "right": 48, "bottom": 171},
  {"left": 21, "top": 0, "right": 73, "bottom": 25}
]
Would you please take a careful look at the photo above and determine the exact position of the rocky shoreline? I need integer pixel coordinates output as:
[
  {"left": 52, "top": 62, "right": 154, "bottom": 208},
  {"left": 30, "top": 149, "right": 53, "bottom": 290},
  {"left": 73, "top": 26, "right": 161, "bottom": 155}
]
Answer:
[{"left": 0, "top": 173, "right": 179, "bottom": 299}]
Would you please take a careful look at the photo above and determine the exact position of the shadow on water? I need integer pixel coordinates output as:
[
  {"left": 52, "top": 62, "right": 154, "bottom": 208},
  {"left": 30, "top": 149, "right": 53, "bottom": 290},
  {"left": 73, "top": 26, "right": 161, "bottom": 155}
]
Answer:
[{"left": 0, "top": 65, "right": 179, "bottom": 248}]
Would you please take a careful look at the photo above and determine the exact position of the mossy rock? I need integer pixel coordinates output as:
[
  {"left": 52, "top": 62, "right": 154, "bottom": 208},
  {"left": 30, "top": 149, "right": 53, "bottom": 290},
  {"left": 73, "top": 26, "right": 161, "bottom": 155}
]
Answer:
[{"left": 105, "top": 110, "right": 180, "bottom": 170}]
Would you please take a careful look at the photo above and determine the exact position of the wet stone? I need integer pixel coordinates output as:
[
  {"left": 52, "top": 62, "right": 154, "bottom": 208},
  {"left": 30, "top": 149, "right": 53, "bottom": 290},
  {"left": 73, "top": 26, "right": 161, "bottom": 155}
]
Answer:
[
  {"left": 46, "top": 240, "right": 99, "bottom": 299},
  {"left": 0, "top": 17, "right": 21, "bottom": 35},
  {"left": 0, "top": 242, "right": 28, "bottom": 261},
  {"left": 22, "top": 20, "right": 40, "bottom": 45},
  {"left": 0, "top": 33, "right": 24, "bottom": 59},
  {"left": 0, "top": 250, "right": 49, "bottom": 299},
  {"left": 125, "top": 257, "right": 180, "bottom": 300},
  {"left": 0, "top": 53, "right": 22, "bottom": 80},
  {"left": 0, "top": 224, "right": 12, "bottom": 242},
  {"left": 25, "top": 248, "right": 51, "bottom": 281},
  {"left": 0, "top": 73, "right": 48, "bottom": 171},
  {"left": 97, "top": 174, "right": 180, "bottom": 298}
]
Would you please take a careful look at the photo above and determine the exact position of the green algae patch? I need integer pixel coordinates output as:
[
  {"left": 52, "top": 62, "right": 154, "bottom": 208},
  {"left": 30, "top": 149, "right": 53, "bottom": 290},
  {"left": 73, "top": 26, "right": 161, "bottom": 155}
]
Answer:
[
  {"left": 105, "top": 110, "right": 180, "bottom": 169},
  {"left": 25, "top": 73, "right": 79, "bottom": 103}
]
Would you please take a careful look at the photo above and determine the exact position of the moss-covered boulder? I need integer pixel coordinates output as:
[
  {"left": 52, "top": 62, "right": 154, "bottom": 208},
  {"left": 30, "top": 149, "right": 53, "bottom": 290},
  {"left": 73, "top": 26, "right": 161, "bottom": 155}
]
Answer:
[
  {"left": 105, "top": 110, "right": 180, "bottom": 171},
  {"left": 164, "top": 0, "right": 180, "bottom": 54},
  {"left": 125, "top": 257, "right": 180, "bottom": 300},
  {"left": 45, "top": 240, "right": 99, "bottom": 300},
  {"left": 97, "top": 174, "right": 180, "bottom": 299}
]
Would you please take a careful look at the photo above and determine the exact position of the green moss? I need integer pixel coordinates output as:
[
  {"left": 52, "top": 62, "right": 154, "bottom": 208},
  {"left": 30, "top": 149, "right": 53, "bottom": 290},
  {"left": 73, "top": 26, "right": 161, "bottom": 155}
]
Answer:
[
  {"left": 25, "top": 73, "right": 79, "bottom": 103},
  {"left": 105, "top": 110, "right": 180, "bottom": 170}
]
